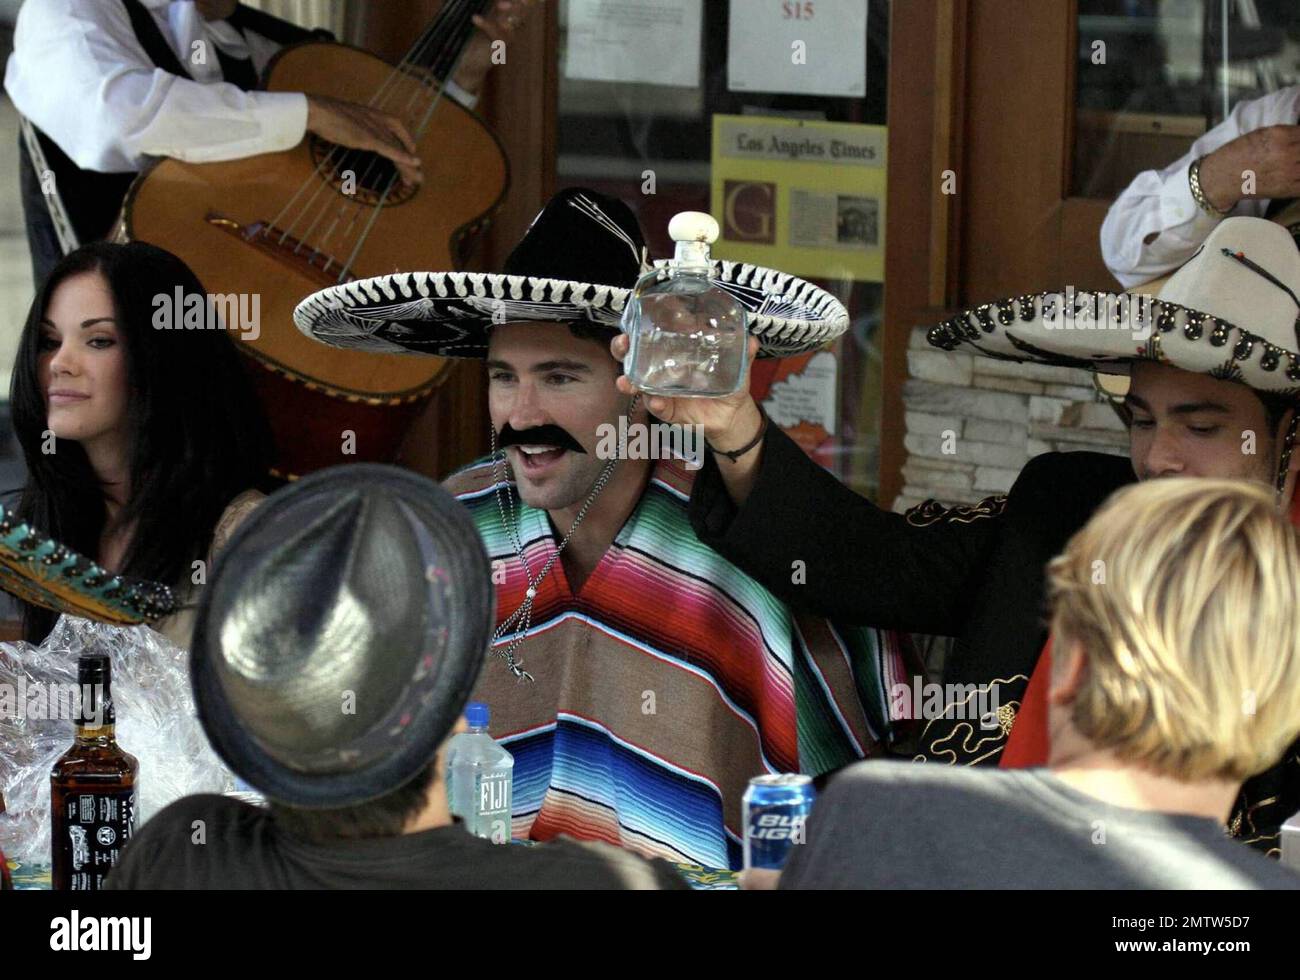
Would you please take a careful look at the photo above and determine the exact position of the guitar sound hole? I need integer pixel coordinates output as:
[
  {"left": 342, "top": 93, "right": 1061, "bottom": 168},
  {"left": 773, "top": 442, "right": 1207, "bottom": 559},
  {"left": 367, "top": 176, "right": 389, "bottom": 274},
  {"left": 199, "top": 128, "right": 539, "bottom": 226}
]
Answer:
[{"left": 309, "top": 136, "right": 418, "bottom": 208}]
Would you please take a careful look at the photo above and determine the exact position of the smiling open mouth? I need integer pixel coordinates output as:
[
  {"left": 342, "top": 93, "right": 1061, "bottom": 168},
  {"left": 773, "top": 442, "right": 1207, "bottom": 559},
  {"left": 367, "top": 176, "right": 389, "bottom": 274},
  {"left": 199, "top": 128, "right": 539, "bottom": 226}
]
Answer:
[{"left": 514, "top": 445, "right": 568, "bottom": 474}]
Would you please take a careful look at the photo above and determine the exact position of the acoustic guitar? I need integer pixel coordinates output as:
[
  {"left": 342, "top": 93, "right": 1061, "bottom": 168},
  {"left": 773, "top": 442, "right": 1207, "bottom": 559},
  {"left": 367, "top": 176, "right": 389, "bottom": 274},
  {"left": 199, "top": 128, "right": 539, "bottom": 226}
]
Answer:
[{"left": 124, "top": 0, "right": 508, "bottom": 478}]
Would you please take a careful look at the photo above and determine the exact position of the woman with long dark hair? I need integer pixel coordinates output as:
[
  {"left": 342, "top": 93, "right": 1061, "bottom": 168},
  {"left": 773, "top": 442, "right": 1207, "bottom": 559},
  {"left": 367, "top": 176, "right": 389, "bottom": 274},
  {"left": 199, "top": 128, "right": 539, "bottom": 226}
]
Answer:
[{"left": 11, "top": 241, "right": 274, "bottom": 644}]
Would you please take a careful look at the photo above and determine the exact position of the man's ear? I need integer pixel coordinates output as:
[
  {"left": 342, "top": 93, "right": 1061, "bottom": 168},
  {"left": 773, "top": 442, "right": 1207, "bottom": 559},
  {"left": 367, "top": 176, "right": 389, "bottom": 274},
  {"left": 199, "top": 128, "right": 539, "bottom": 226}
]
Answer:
[
  {"left": 434, "top": 716, "right": 470, "bottom": 778},
  {"left": 1048, "top": 638, "right": 1089, "bottom": 708}
]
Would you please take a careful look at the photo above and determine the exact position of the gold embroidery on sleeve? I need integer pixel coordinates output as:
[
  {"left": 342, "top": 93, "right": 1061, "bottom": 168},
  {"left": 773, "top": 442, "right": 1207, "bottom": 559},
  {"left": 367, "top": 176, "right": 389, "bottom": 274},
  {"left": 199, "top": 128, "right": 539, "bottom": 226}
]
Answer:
[
  {"left": 912, "top": 675, "right": 1028, "bottom": 765},
  {"left": 905, "top": 494, "right": 1008, "bottom": 528}
]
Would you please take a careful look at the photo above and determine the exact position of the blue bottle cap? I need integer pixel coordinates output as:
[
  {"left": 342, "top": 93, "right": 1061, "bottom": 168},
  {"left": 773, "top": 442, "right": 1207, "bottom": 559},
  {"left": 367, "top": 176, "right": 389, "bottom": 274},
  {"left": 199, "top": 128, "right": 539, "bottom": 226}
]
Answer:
[{"left": 465, "top": 702, "right": 489, "bottom": 727}]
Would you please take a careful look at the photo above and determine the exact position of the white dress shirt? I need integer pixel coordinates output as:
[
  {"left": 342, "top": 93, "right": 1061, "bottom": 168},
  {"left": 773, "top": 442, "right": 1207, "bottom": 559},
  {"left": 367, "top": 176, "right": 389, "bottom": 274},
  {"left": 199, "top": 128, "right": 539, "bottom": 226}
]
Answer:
[
  {"left": 1099, "top": 85, "right": 1300, "bottom": 288},
  {"left": 5, "top": 0, "right": 310, "bottom": 172},
  {"left": 4, "top": 0, "right": 478, "bottom": 175}
]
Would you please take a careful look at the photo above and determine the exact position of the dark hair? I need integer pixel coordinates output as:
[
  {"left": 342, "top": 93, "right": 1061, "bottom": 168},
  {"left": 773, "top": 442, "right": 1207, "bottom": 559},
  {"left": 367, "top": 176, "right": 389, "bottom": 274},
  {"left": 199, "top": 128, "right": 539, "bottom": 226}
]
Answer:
[
  {"left": 566, "top": 322, "right": 619, "bottom": 348},
  {"left": 566, "top": 322, "right": 623, "bottom": 375},
  {"left": 11, "top": 241, "right": 275, "bottom": 642},
  {"left": 269, "top": 761, "right": 437, "bottom": 843},
  {"left": 1257, "top": 391, "right": 1296, "bottom": 434}
]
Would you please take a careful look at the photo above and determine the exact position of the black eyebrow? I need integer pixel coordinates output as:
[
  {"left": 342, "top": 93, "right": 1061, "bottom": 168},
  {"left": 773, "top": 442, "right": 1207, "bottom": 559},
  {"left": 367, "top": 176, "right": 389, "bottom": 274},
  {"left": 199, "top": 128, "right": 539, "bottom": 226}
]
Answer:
[
  {"left": 533, "top": 360, "right": 592, "bottom": 373},
  {"left": 1172, "top": 403, "right": 1233, "bottom": 416},
  {"left": 38, "top": 317, "right": 117, "bottom": 329},
  {"left": 485, "top": 359, "right": 592, "bottom": 373},
  {"left": 1124, "top": 394, "right": 1231, "bottom": 416}
]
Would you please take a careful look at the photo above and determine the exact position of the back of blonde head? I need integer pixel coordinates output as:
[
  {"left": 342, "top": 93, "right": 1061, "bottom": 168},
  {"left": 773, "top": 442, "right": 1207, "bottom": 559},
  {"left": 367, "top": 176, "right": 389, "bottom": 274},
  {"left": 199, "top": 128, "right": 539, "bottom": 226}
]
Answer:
[{"left": 1047, "top": 478, "right": 1300, "bottom": 782}]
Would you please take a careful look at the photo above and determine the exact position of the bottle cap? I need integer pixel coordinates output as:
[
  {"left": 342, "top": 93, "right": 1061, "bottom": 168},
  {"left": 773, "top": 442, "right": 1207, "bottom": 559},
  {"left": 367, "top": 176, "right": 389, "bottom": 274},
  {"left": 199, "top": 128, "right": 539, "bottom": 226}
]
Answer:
[
  {"left": 668, "top": 211, "right": 720, "bottom": 245},
  {"left": 78, "top": 653, "right": 110, "bottom": 686},
  {"left": 465, "top": 701, "right": 489, "bottom": 727}
]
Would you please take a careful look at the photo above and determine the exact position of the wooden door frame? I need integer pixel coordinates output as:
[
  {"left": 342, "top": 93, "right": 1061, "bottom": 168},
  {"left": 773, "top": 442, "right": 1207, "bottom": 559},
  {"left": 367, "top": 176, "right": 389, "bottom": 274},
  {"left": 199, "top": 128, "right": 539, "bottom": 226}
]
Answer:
[
  {"left": 960, "top": 0, "right": 1118, "bottom": 298},
  {"left": 880, "top": 0, "right": 971, "bottom": 506},
  {"left": 882, "top": 0, "right": 1124, "bottom": 505}
]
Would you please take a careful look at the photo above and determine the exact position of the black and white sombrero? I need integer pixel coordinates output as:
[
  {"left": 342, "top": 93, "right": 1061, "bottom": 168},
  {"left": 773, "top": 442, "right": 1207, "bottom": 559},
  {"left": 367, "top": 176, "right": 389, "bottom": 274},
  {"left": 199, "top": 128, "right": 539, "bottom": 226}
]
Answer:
[
  {"left": 928, "top": 217, "right": 1300, "bottom": 398},
  {"left": 293, "top": 188, "right": 849, "bottom": 359}
]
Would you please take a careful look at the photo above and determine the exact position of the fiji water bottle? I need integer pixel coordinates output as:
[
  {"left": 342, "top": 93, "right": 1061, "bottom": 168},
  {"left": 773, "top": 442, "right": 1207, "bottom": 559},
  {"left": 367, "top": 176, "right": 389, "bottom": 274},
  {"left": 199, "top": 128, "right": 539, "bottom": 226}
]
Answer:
[
  {"left": 445, "top": 702, "right": 513, "bottom": 844},
  {"left": 622, "top": 211, "right": 750, "bottom": 397}
]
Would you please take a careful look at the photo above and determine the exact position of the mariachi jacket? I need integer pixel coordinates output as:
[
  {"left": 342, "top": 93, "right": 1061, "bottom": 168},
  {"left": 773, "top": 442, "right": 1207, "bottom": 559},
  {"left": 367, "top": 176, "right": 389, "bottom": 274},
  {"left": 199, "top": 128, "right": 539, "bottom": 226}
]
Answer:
[{"left": 689, "top": 424, "right": 1300, "bottom": 856}]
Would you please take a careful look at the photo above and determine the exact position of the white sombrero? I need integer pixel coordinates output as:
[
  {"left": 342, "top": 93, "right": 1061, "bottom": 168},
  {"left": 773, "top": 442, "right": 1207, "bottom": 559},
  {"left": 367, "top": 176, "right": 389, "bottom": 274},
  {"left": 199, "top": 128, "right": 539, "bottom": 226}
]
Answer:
[
  {"left": 928, "top": 217, "right": 1300, "bottom": 399},
  {"left": 292, "top": 188, "right": 849, "bottom": 360}
]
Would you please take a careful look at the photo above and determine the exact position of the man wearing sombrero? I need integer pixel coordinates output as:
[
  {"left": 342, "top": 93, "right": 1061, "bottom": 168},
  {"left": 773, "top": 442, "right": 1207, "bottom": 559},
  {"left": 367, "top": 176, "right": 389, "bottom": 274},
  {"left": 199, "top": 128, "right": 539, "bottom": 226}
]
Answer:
[
  {"left": 648, "top": 215, "right": 1300, "bottom": 856},
  {"left": 295, "top": 187, "right": 915, "bottom": 871}
]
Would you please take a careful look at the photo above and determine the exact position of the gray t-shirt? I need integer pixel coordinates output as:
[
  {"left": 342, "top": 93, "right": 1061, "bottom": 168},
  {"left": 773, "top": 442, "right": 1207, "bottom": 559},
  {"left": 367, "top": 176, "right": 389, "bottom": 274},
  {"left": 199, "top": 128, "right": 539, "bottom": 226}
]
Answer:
[
  {"left": 105, "top": 795, "right": 690, "bottom": 891},
  {"left": 780, "top": 763, "right": 1300, "bottom": 890}
]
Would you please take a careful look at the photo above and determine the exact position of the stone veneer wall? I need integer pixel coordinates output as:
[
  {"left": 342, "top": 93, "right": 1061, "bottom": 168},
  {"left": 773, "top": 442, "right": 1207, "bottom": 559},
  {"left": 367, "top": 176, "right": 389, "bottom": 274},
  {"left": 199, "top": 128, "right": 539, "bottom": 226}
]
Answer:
[{"left": 892, "top": 325, "right": 1129, "bottom": 514}]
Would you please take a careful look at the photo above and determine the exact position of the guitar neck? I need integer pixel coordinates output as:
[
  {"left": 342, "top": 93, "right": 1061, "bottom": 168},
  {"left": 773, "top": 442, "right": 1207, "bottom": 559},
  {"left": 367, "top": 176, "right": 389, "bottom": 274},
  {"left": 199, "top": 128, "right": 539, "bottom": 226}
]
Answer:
[{"left": 401, "top": 0, "right": 495, "bottom": 83}]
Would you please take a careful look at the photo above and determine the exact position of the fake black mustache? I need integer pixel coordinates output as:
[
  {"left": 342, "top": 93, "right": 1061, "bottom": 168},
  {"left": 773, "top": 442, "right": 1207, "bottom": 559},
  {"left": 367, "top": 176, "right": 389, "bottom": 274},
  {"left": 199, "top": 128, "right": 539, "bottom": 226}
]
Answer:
[{"left": 497, "top": 423, "right": 587, "bottom": 455}]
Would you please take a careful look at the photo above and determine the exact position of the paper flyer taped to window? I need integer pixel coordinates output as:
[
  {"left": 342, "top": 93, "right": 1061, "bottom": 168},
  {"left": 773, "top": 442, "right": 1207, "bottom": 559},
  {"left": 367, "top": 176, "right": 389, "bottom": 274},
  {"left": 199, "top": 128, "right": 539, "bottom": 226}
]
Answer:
[
  {"left": 762, "top": 350, "right": 838, "bottom": 435},
  {"left": 751, "top": 349, "right": 841, "bottom": 465},
  {"left": 728, "top": 0, "right": 868, "bottom": 98},
  {"left": 564, "top": 0, "right": 703, "bottom": 88}
]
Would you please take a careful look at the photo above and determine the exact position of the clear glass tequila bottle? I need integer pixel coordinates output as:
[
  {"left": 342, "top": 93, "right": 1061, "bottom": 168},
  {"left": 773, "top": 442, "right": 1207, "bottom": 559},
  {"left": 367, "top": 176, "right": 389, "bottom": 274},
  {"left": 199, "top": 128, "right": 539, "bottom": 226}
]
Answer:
[{"left": 622, "top": 212, "right": 750, "bottom": 397}]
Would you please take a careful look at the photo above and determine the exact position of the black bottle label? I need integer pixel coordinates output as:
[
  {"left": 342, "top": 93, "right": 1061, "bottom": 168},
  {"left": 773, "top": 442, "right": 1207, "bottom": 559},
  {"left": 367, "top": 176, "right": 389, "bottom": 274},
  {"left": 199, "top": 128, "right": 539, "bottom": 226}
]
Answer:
[{"left": 58, "top": 790, "right": 136, "bottom": 891}]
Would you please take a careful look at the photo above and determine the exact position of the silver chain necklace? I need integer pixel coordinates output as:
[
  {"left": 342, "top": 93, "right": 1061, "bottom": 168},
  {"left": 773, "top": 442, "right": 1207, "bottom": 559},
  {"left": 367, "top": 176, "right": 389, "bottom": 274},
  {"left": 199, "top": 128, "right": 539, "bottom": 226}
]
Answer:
[
  {"left": 488, "top": 396, "right": 638, "bottom": 681},
  {"left": 1278, "top": 412, "right": 1300, "bottom": 496}
]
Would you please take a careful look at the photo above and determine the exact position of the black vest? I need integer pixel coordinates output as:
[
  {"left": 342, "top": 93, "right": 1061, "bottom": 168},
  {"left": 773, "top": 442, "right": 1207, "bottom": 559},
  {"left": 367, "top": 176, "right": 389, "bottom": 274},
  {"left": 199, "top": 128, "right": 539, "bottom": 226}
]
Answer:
[{"left": 19, "top": 0, "right": 321, "bottom": 272}]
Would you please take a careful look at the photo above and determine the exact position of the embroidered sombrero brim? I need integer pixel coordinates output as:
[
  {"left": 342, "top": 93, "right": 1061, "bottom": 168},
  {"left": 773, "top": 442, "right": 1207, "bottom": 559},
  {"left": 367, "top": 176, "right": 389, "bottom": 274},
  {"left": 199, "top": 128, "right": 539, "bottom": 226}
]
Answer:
[
  {"left": 0, "top": 504, "right": 176, "bottom": 625},
  {"left": 293, "top": 260, "right": 850, "bottom": 359},
  {"left": 929, "top": 219, "right": 1300, "bottom": 398},
  {"left": 927, "top": 291, "right": 1300, "bottom": 397}
]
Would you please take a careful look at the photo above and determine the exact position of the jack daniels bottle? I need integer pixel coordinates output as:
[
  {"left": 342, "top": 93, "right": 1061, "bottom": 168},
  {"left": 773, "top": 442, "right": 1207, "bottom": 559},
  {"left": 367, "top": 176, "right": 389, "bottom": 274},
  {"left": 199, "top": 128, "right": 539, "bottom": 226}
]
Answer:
[{"left": 50, "top": 653, "right": 138, "bottom": 890}]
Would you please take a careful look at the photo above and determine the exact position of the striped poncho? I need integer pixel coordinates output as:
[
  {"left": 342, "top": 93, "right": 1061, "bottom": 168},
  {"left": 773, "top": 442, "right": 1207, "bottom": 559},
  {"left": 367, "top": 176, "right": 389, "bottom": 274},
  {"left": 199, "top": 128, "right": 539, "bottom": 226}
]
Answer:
[{"left": 445, "top": 455, "right": 909, "bottom": 870}]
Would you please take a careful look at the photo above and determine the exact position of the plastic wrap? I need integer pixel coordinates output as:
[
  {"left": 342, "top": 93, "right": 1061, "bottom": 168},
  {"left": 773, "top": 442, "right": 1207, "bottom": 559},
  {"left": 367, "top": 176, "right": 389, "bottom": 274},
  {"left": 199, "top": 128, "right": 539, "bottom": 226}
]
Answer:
[{"left": 0, "top": 614, "right": 237, "bottom": 866}]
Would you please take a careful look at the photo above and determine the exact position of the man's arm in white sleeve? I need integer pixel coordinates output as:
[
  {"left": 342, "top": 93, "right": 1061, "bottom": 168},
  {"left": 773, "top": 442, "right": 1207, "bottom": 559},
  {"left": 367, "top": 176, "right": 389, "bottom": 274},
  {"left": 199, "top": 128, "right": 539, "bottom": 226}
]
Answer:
[
  {"left": 1099, "top": 87, "right": 1300, "bottom": 289},
  {"left": 4, "top": 0, "right": 307, "bottom": 174}
]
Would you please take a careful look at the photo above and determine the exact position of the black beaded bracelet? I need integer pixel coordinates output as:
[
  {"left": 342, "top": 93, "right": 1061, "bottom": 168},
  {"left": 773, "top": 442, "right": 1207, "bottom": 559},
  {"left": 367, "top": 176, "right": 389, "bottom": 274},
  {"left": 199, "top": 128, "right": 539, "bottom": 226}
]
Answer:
[{"left": 708, "top": 407, "right": 768, "bottom": 462}]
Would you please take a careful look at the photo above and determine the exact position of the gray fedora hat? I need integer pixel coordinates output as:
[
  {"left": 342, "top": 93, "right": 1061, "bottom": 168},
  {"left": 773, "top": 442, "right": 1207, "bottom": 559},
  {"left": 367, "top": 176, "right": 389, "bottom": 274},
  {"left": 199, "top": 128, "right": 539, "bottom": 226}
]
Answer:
[{"left": 191, "top": 464, "right": 495, "bottom": 808}]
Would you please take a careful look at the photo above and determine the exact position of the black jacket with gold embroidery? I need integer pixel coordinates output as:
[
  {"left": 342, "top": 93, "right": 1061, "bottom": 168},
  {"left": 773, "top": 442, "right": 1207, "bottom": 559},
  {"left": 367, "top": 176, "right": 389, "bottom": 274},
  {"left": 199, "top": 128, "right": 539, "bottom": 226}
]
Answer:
[{"left": 689, "top": 424, "right": 1299, "bottom": 856}]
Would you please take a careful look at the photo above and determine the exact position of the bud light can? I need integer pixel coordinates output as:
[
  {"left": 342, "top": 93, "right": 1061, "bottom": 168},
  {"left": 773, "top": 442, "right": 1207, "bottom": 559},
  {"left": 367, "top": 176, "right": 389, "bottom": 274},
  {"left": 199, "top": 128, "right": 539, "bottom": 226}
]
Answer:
[{"left": 743, "top": 773, "right": 815, "bottom": 870}]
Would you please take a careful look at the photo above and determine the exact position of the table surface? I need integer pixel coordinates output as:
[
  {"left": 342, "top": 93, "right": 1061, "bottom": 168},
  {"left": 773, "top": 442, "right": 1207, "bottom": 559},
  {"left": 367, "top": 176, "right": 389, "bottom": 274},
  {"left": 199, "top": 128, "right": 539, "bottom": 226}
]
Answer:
[{"left": 8, "top": 856, "right": 738, "bottom": 891}]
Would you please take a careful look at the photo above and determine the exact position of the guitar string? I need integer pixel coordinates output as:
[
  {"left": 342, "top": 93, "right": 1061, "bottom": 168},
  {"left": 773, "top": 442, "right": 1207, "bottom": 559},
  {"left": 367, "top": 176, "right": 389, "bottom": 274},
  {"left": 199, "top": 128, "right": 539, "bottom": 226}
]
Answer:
[
  {"left": 277, "top": 9, "right": 467, "bottom": 256},
  {"left": 317, "top": 0, "right": 487, "bottom": 276},
  {"left": 266, "top": 0, "right": 464, "bottom": 235},
  {"left": 334, "top": 1, "right": 490, "bottom": 282},
  {"left": 265, "top": 0, "right": 473, "bottom": 249},
  {"left": 264, "top": 17, "right": 445, "bottom": 241},
  {"left": 272, "top": 2, "right": 470, "bottom": 251},
  {"left": 310, "top": 0, "right": 487, "bottom": 275},
  {"left": 345, "top": 0, "right": 483, "bottom": 196},
  {"left": 394, "top": 0, "right": 488, "bottom": 122}
]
